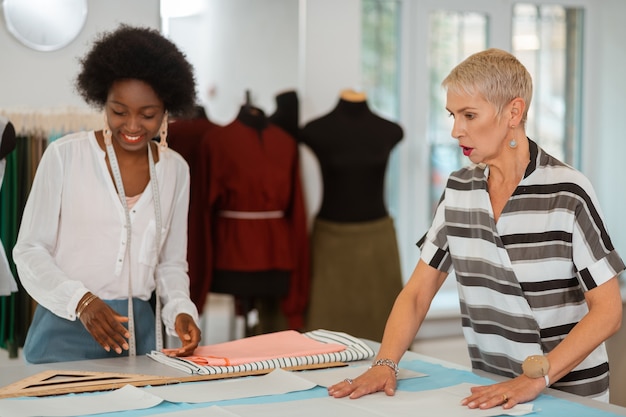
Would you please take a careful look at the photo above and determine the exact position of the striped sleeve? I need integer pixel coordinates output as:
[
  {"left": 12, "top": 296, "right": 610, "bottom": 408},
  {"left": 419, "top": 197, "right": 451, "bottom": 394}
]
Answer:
[{"left": 418, "top": 190, "right": 453, "bottom": 272}]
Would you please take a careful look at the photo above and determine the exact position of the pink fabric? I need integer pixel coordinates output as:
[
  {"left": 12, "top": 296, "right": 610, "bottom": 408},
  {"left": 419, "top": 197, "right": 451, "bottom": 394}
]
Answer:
[{"left": 163, "top": 330, "right": 346, "bottom": 366}]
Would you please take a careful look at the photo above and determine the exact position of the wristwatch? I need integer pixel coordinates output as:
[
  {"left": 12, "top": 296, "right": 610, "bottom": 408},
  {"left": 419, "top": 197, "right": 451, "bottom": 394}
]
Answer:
[{"left": 522, "top": 355, "right": 550, "bottom": 386}]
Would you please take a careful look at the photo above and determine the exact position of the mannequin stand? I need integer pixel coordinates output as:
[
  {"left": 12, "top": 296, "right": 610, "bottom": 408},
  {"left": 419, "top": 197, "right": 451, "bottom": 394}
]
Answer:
[{"left": 211, "top": 270, "right": 289, "bottom": 337}]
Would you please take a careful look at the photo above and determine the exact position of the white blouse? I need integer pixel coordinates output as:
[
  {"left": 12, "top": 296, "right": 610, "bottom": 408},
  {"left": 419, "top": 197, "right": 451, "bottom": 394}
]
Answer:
[{"left": 13, "top": 131, "right": 199, "bottom": 333}]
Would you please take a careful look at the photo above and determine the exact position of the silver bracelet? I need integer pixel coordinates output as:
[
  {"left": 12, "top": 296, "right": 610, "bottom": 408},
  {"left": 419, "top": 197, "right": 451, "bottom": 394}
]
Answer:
[{"left": 371, "top": 358, "right": 399, "bottom": 377}]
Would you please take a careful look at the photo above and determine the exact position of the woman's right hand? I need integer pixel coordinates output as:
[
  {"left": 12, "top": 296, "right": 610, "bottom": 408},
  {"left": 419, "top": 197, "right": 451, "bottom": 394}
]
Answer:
[
  {"left": 77, "top": 295, "right": 130, "bottom": 354},
  {"left": 327, "top": 364, "right": 397, "bottom": 399}
]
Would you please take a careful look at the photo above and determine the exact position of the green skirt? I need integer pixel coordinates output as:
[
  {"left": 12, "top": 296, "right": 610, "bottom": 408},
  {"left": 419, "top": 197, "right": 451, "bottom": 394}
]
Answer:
[{"left": 305, "top": 216, "right": 403, "bottom": 342}]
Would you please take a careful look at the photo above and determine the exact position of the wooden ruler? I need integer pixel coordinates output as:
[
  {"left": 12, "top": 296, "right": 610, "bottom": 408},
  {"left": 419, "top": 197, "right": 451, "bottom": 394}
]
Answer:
[{"left": 0, "top": 361, "right": 346, "bottom": 399}]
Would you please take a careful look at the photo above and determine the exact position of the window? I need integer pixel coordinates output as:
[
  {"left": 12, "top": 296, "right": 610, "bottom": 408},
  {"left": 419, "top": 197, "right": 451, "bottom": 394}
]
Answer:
[
  {"left": 512, "top": 4, "right": 584, "bottom": 167},
  {"left": 360, "top": 1, "right": 587, "bottom": 314},
  {"left": 428, "top": 11, "right": 488, "bottom": 213},
  {"left": 361, "top": 0, "right": 402, "bottom": 218}
]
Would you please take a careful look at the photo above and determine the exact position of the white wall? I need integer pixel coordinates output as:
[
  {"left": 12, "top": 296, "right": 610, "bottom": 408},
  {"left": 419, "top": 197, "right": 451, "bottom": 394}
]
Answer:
[
  {"left": 299, "top": 0, "right": 362, "bottom": 122},
  {"left": 298, "top": 0, "right": 363, "bottom": 225},
  {"left": 167, "top": 0, "right": 300, "bottom": 125},
  {"left": 0, "top": 0, "right": 160, "bottom": 109}
]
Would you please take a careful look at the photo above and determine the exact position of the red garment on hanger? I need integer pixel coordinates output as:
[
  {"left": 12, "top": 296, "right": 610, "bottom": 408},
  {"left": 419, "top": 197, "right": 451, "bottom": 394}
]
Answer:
[
  {"left": 167, "top": 115, "right": 220, "bottom": 174},
  {"left": 188, "top": 107, "right": 310, "bottom": 329}
]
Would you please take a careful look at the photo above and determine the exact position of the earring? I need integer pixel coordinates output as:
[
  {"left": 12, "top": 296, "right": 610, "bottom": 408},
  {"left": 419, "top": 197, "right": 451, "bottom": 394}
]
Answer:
[
  {"left": 159, "top": 112, "right": 169, "bottom": 150},
  {"left": 509, "top": 138, "right": 518, "bottom": 149},
  {"left": 103, "top": 113, "right": 112, "bottom": 146}
]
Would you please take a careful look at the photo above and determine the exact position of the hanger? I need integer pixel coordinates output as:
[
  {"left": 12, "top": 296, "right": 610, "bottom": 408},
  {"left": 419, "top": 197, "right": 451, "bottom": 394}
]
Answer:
[
  {"left": 243, "top": 89, "right": 261, "bottom": 116},
  {"left": 245, "top": 89, "right": 252, "bottom": 109}
]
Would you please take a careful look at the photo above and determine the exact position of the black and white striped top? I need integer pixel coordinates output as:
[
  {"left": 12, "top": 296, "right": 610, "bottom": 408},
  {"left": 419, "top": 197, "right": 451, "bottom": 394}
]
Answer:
[{"left": 419, "top": 139, "right": 625, "bottom": 398}]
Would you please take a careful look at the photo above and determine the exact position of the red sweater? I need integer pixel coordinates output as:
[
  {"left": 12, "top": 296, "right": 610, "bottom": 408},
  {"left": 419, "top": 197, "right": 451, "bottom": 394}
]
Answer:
[{"left": 188, "top": 107, "right": 310, "bottom": 329}]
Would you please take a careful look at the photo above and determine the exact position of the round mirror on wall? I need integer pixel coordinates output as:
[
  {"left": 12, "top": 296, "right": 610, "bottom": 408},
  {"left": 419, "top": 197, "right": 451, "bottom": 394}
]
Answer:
[{"left": 2, "top": 0, "right": 88, "bottom": 52}]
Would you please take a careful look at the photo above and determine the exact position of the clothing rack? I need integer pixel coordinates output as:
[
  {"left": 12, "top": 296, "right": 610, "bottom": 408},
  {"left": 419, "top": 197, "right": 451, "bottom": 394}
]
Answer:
[
  {"left": 0, "top": 106, "right": 101, "bottom": 358},
  {"left": 0, "top": 107, "right": 101, "bottom": 137}
]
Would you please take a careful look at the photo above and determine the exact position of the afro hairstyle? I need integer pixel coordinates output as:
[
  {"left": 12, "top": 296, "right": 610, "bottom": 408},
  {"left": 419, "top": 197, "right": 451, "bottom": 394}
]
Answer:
[{"left": 75, "top": 24, "right": 197, "bottom": 117}]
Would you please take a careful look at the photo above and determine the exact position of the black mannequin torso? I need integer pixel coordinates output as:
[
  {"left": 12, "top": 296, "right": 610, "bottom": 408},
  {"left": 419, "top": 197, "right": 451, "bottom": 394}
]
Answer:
[
  {"left": 301, "top": 98, "right": 403, "bottom": 222},
  {"left": 0, "top": 120, "right": 16, "bottom": 160},
  {"left": 268, "top": 90, "right": 300, "bottom": 140}
]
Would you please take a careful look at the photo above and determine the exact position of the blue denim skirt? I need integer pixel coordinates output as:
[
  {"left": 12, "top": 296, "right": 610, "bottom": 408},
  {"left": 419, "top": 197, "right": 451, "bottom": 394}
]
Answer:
[{"left": 23, "top": 298, "right": 156, "bottom": 364}]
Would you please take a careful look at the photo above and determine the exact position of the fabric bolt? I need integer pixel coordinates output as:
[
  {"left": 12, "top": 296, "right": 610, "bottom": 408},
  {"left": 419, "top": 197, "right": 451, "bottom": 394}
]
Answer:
[
  {"left": 187, "top": 106, "right": 309, "bottom": 329},
  {"left": 306, "top": 216, "right": 403, "bottom": 342},
  {"left": 12, "top": 131, "right": 199, "bottom": 351},
  {"left": 150, "top": 329, "right": 374, "bottom": 375},
  {"left": 162, "top": 329, "right": 346, "bottom": 366},
  {"left": 419, "top": 139, "right": 626, "bottom": 398}
]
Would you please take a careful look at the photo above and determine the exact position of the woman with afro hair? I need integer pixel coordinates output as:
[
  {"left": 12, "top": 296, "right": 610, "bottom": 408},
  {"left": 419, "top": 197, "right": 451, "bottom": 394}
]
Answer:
[{"left": 13, "top": 24, "right": 202, "bottom": 363}]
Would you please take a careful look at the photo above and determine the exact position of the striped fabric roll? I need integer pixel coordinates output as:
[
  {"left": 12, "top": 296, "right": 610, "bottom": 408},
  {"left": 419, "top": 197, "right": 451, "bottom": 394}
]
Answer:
[{"left": 148, "top": 329, "right": 375, "bottom": 375}]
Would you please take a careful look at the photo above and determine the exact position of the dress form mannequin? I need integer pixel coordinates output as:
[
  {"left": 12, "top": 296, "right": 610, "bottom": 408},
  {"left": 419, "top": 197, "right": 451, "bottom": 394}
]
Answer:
[
  {"left": 301, "top": 91, "right": 403, "bottom": 341},
  {"left": 189, "top": 103, "right": 310, "bottom": 336},
  {"left": 302, "top": 90, "right": 401, "bottom": 222},
  {"left": 339, "top": 88, "right": 367, "bottom": 103},
  {"left": 268, "top": 90, "right": 300, "bottom": 140}
]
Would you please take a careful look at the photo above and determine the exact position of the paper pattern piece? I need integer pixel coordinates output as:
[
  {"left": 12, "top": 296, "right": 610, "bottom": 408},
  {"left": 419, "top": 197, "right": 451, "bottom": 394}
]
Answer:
[
  {"left": 146, "top": 368, "right": 316, "bottom": 403},
  {"left": 138, "top": 406, "right": 240, "bottom": 417},
  {"left": 149, "top": 329, "right": 374, "bottom": 375},
  {"left": 0, "top": 384, "right": 162, "bottom": 417},
  {"left": 221, "top": 383, "right": 534, "bottom": 417},
  {"left": 3, "top": 356, "right": 620, "bottom": 417},
  {"left": 0, "top": 367, "right": 426, "bottom": 417}
]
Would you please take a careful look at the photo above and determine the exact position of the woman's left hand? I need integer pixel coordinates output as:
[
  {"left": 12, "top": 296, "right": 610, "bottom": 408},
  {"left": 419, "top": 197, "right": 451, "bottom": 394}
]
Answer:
[
  {"left": 461, "top": 374, "right": 546, "bottom": 410},
  {"left": 171, "top": 313, "right": 201, "bottom": 356}
]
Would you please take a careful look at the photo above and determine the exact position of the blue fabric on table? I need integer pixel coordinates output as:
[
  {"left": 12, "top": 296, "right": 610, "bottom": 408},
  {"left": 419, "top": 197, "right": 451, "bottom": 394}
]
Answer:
[{"left": 25, "top": 359, "right": 626, "bottom": 417}]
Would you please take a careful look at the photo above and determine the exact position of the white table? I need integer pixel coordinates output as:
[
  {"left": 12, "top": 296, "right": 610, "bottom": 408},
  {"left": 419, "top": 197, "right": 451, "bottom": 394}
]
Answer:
[{"left": 1, "top": 345, "right": 625, "bottom": 416}]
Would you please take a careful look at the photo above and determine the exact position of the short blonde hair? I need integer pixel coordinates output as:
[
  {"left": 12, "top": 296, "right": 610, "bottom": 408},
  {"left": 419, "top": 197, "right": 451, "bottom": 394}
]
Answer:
[{"left": 442, "top": 48, "right": 533, "bottom": 124}]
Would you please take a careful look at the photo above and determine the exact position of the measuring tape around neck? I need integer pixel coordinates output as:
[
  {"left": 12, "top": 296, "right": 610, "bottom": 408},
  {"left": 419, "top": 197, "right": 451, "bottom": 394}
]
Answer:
[{"left": 105, "top": 141, "right": 164, "bottom": 355}]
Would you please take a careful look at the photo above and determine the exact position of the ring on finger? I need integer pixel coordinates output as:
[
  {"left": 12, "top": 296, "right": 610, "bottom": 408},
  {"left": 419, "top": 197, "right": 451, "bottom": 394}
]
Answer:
[
  {"left": 344, "top": 378, "right": 353, "bottom": 384},
  {"left": 502, "top": 394, "right": 508, "bottom": 403}
]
